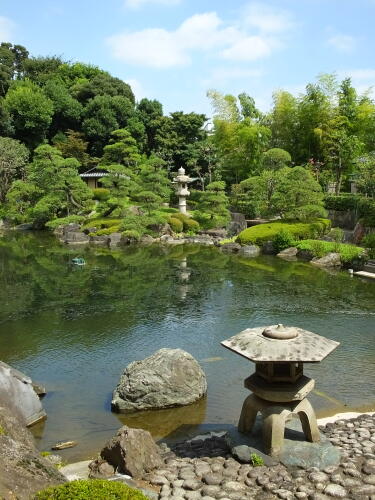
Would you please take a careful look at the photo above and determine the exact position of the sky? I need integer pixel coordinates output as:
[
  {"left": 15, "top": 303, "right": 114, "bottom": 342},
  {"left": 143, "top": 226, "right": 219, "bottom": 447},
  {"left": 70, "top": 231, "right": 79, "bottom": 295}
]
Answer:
[{"left": 1, "top": 0, "right": 375, "bottom": 118}]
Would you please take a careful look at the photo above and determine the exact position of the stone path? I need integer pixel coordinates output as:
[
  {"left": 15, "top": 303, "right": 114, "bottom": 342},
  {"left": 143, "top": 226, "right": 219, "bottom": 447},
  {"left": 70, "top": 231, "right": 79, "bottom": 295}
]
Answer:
[{"left": 141, "top": 413, "right": 375, "bottom": 500}]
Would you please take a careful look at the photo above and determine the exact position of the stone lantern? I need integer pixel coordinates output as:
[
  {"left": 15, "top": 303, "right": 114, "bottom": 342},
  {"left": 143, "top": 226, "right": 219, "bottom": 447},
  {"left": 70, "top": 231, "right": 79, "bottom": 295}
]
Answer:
[
  {"left": 221, "top": 324, "right": 339, "bottom": 456},
  {"left": 173, "top": 167, "right": 193, "bottom": 215}
]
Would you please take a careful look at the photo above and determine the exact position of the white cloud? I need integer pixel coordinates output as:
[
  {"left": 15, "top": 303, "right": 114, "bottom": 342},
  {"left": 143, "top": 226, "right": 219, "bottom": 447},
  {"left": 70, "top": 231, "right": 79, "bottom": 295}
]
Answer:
[
  {"left": 340, "top": 69, "right": 375, "bottom": 80},
  {"left": 222, "top": 36, "right": 275, "bottom": 61},
  {"left": 244, "top": 3, "right": 293, "bottom": 34},
  {"left": 328, "top": 34, "right": 356, "bottom": 53},
  {"left": 124, "top": 78, "right": 147, "bottom": 100},
  {"left": 202, "top": 67, "right": 263, "bottom": 87},
  {"left": 0, "top": 16, "right": 14, "bottom": 41},
  {"left": 124, "top": 0, "right": 180, "bottom": 9},
  {"left": 108, "top": 7, "right": 293, "bottom": 68}
]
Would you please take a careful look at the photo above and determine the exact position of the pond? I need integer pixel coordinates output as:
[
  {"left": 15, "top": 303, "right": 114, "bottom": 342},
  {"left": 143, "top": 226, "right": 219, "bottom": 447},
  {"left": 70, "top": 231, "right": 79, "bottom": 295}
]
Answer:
[{"left": 0, "top": 231, "right": 374, "bottom": 462}]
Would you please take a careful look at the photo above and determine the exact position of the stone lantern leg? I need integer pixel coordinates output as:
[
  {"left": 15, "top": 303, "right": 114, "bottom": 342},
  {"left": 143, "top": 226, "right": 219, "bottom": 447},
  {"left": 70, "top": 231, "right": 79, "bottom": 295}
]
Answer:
[
  {"left": 221, "top": 324, "right": 340, "bottom": 457},
  {"left": 173, "top": 167, "right": 193, "bottom": 215}
]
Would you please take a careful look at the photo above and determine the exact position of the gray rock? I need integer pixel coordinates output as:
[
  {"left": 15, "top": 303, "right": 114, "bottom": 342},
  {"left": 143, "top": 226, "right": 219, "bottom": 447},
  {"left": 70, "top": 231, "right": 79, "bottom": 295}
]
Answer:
[
  {"left": 90, "top": 235, "right": 109, "bottom": 245},
  {"left": 239, "top": 245, "right": 261, "bottom": 257},
  {"left": 311, "top": 253, "right": 341, "bottom": 268},
  {"left": 0, "top": 361, "right": 46, "bottom": 427},
  {"left": 63, "top": 231, "right": 90, "bottom": 244},
  {"left": 262, "top": 241, "right": 276, "bottom": 254},
  {"left": 231, "top": 445, "right": 276, "bottom": 467},
  {"left": 202, "top": 229, "right": 227, "bottom": 238},
  {"left": 277, "top": 247, "right": 298, "bottom": 259},
  {"left": 227, "top": 213, "right": 247, "bottom": 237},
  {"left": 221, "top": 243, "right": 241, "bottom": 253},
  {"left": 112, "top": 348, "right": 207, "bottom": 412},
  {"left": 89, "top": 425, "right": 163, "bottom": 479},
  {"left": 108, "top": 232, "right": 122, "bottom": 248},
  {"left": 323, "top": 483, "right": 347, "bottom": 497},
  {"left": 297, "top": 249, "right": 314, "bottom": 261}
]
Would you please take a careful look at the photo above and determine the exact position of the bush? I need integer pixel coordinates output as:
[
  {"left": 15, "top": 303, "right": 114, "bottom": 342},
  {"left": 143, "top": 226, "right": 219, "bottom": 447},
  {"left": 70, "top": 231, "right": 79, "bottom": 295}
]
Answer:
[
  {"left": 236, "top": 220, "right": 331, "bottom": 245},
  {"left": 92, "top": 188, "right": 110, "bottom": 201},
  {"left": 272, "top": 230, "right": 296, "bottom": 253},
  {"left": 324, "top": 194, "right": 375, "bottom": 227},
  {"left": 46, "top": 215, "right": 85, "bottom": 230},
  {"left": 362, "top": 232, "right": 375, "bottom": 258},
  {"left": 168, "top": 217, "right": 183, "bottom": 233},
  {"left": 34, "top": 479, "right": 148, "bottom": 500},
  {"left": 324, "top": 194, "right": 359, "bottom": 211},
  {"left": 295, "top": 240, "right": 365, "bottom": 263},
  {"left": 94, "top": 225, "right": 120, "bottom": 236},
  {"left": 122, "top": 229, "right": 141, "bottom": 241},
  {"left": 83, "top": 218, "right": 121, "bottom": 229},
  {"left": 183, "top": 218, "right": 200, "bottom": 233}
]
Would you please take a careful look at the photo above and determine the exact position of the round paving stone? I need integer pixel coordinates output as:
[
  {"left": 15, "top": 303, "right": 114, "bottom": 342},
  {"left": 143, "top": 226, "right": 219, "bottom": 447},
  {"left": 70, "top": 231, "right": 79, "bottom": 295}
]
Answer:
[
  {"left": 324, "top": 483, "right": 348, "bottom": 497},
  {"left": 202, "top": 473, "right": 222, "bottom": 486},
  {"left": 183, "top": 479, "right": 202, "bottom": 491}
]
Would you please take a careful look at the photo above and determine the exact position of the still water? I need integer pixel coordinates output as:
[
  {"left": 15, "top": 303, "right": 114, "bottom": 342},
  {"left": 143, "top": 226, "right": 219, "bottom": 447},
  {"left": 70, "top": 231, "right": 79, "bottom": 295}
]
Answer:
[{"left": 0, "top": 232, "right": 374, "bottom": 462}]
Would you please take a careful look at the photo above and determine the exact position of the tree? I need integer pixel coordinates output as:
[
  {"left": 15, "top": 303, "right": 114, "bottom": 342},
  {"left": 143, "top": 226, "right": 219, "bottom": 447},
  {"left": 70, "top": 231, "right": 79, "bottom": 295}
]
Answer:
[
  {"left": 271, "top": 167, "right": 326, "bottom": 220},
  {"left": 70, "top": 72, "right": 134, "bottom": 104},
  {"left": 0, "top": 137, "right": 29, "bottom": 202},
  {"left": 43, "top": 79, "right": 83, "bottom": 136},
  {"left": 138, "top": 155, "right": 171, "bottom": 202},
  {"left": 54, "top": 130, "right": 91, "bottom": 169},
  {"left": 0, "top": 43, "right": 29, "bottom": 96},
  {"left": 268, "top": 91, "right": 299, "bottom": 156},
  {"left": 5, "top": 145, "right": 92, "bottom": 227},
  {"left": 262, "top": 148, "right": 291, "bottom": 170},
  {"left": 136, "top": 98, "right": 163, "bottom": 154},
  {"left": 355, "top": 153, "right": 375, "bottom": 198},
  {"left": 82, "top": 95, "right": 135, "bottom": 154},
  {"left": 195, "top": 181, "right": 230, "bottom": 227},
  {"left": 4, "top": 81, "right": 53, "bottom": 149}
]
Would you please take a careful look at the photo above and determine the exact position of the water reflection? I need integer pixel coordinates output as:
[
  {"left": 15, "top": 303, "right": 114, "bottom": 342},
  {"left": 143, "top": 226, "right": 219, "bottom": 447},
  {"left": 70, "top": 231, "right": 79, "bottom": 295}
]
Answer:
[{"left": 0, "top": 231, "right": 374, "bottom": 461}]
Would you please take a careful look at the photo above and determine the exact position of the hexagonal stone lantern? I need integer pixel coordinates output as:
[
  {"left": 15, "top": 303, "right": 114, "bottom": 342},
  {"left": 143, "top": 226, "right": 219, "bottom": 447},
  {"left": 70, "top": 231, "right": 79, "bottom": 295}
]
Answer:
[{"left": 221, "top": 324, "right": 339, "bottom": 456}]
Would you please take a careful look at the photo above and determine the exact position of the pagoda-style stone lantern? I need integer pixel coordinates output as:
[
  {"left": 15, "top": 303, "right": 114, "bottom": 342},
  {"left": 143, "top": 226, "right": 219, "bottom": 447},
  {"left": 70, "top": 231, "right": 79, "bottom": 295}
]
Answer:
[
  {"left": 221, "top": 324, "right": 339, "bottom": 456},
  {"left": 173, "top": 167, "right": 193, "bottom": 215}
]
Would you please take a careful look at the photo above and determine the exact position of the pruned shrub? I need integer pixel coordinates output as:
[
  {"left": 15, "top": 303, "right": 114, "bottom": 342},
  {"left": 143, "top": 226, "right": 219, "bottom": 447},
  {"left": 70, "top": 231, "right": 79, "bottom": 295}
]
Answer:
[
  {"left": 34, "top": 479, "right": 148, "bottom": 499},
  {"left": 94, "top": 225, "right": 120, "bottom": 236},
  {"left": 362, "top": 232, "right": 375, "bottom": 258},
  {"left": 237, "top": 220, "right": 331, "bottom": 245},
  {"left": 122, "top": 229, "right": 141, "bottom": 241},
  {"left": 183, "top": 218, "right": 200, "bottom": 233},
  {"left": 168, "top": 217, "right": 183, "bottom": 233},
  {"left": 272, "top": 230, "right": 296, "bottom": 253},
  {"left": 92, "top": 188, "right": 110, "bottom": 201}
]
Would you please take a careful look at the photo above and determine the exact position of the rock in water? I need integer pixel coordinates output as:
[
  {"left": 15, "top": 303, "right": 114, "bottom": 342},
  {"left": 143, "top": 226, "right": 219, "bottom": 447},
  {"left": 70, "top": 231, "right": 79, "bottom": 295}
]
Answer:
[
  {"left": 89, "top": 425, "right": 163, "bottom": 479},
  {"left": 112, "top": 348, "right": 207, "bottom": 412}
]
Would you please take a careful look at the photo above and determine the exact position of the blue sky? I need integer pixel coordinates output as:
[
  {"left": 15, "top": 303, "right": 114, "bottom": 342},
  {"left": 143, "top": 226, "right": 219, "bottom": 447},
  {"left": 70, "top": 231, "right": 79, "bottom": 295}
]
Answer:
[{"left": 1, "top": 0, "right": 375, "bottom": 117}]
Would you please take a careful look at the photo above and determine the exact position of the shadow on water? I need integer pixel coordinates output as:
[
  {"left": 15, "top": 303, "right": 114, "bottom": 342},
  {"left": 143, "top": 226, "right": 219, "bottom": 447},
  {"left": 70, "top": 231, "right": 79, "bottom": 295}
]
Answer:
[{"left": 0, "top": 231, "right": 374, "bottom": 461}]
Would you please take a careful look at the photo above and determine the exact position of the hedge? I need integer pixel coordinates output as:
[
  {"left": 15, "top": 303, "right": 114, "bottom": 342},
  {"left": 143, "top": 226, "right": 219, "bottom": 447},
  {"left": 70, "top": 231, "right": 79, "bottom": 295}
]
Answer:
[
  {"left": 236, "top": 219, "right": 331, "bottom": 245},
  {"left": 325, "top": 194, "right": 375, "bottom": 227},
  {"left": 34, "top": 479, "right": 148, "bottom": 500}
]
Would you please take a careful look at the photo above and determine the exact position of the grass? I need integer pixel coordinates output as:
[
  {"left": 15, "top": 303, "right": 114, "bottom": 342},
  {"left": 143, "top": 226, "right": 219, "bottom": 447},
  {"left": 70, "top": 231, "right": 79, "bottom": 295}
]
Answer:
[
  {"left": 236, "top": 219, "right": 331, "bottom": 245},
  {"left": 295, "top": 240, "right": 366, "bottom": 263}
]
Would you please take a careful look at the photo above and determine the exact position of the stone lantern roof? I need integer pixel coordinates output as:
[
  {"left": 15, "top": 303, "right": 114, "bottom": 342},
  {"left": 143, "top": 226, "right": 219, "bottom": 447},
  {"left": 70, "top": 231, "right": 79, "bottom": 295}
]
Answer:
[{"left": 221, "top": 324, "right": 339, "bottom": 363}]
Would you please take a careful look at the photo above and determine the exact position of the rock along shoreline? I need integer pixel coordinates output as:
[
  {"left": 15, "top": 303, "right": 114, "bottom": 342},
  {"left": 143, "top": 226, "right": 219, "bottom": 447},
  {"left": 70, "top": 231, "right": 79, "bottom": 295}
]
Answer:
[{"left": 61, "top": 411, "right": 375, "bottom": 500}]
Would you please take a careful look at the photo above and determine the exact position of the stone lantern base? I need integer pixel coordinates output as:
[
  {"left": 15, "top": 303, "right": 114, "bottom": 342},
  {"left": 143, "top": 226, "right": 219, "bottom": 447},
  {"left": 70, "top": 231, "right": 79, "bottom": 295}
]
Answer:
[{"left": 238, "top": 392, "right": 320, "bottom": 457}]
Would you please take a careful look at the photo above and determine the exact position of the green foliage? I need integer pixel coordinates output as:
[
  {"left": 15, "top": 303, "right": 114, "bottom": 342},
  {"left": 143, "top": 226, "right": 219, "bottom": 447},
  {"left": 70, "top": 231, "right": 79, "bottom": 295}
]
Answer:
[
  {"left": 355, "top": 153, "right": 375, "bottom": 198},
  {"left": 237, "top": 220, "right": 331, "bottom": 245},
  {"left": 329, "top": 227, "right": 345, "bottom": 243},
  {"left": 262, "top": 148, "right": 291, "bottom": 170},
  {"left": 92, "top": 188, "right": 110, "bottom": 201},
  {"left": 4, "top": 81, "right": 54, "bottom": 149},
  {"left": 250, "top": 453, "right": 264, "bottom": 466},
  {"left": 122, "top": 229, "right": 141, "bottom": 241},
  {"left": 0, "top": 425, "right": 6, "bottom": 435},
  {"left": 0, "top": 136, "right": 29, "bottom": 202},
  {"left": 39, "top": 451, "right": 51, "bottom": 457},
  {"left": 324, "top": 194, "right": 375, "bottom": 227},
  {"left": 272, "top": 230, "right": 296, "bottom": 253},
  {"left": 34, "top": 479, "right": 148, "bottom": 500},
  {"left": 362, "top": 233, "right": 375, "bottom": 258},
  {"left": 184, "top": 218, "right": 200, "bottom": 233},
  {"left": 295, "top": 240, "right": 365, "bottom": 263},
  {"left": 94, "top": 225, "right": 120, "bottom": 236},
  {"left": 83, "top": 218, "right": 121, "bottom": 229},
  {"left": 324, "top": 194, "right": 359, "bottom": 211},
  {"left": 46, "top": 215, "right": 85, "bottom": 229},
  {"left": 168, "top": 217, "right": 183, "bottom": 233}
]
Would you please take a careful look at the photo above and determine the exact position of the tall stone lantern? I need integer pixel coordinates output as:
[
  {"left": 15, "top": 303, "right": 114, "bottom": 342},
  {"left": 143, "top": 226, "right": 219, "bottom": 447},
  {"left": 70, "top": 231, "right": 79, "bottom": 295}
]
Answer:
[
  {"left": 221, "top": 324, "right": 339, "bottom": 456},
  {"left": 173, "top": 167, "right": 193, "bottom": 215}
]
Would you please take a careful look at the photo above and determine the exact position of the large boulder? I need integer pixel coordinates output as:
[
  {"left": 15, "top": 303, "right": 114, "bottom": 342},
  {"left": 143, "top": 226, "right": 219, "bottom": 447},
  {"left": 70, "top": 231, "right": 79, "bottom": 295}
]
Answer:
[
  {"left": 227, "top": 213, "right": 247, "bottom": 237},
  {"left": 0, "top": 361, "right": 45, "bottom": 427},
  {"left": 239, "top": 245, "right": 260, "bottom": 257},
  {"left": 89, "top": 425, "right": 163, "bottom": 479},
  {"left": 277, "top": 247, "right": 298, "bottom": 260},
  {"left": 311, "top": 252, "right": 341, "bottom": 268},
  {"left": 0, "top": 404, "right": 65, "bottom": 499},
  {"left": 112, "top": 348, "right": 207, "bottom": 413}
]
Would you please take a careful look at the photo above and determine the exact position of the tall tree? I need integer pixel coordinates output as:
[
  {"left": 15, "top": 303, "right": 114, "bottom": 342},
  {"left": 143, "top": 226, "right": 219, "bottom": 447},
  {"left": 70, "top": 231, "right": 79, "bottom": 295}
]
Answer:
[{"left": 0, "top": 137, "right": 29, "bottom": 202}]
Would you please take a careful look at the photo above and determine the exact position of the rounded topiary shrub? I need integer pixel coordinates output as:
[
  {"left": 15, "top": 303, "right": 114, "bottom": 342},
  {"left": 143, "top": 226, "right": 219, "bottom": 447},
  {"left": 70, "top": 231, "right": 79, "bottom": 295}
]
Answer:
[
  {"left": 92, "top": 188, "right": 110, "bottom": 201},
  {"left": 34, "top": 479, "right": 148, "bottom": 500},
  {"left": 168, "top": 217, "right": 183, "bottom": 233},
  {"left": 122, "top": 229, "right": 141, "bottom": 241},
  {"left": 183, "top": 218, "right": 200, "bottom": 232}
]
